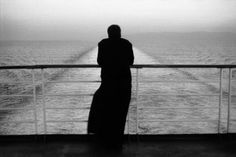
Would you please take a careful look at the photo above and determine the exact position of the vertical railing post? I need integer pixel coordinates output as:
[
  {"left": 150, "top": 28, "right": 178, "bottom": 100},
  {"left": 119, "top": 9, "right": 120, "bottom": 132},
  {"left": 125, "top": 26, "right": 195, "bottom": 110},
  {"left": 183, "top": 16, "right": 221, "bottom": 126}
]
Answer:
[
  {"left": 227, "top": 68, "right": 232, "bottom": 133},
  {"left": 218, "top": 68, "right": 223, "bottom": 134},
  {"left": 127, "top": 112, "right": 130, "bottom": 135},
  {"left": 135, "top": 68, "right": 139, "bottom": 135},
  {"left": 41, "top": 69, "right": 47, "bottom": 134},
  {"left": 32, "top": 69, "right": 38, "bottom": 134}
]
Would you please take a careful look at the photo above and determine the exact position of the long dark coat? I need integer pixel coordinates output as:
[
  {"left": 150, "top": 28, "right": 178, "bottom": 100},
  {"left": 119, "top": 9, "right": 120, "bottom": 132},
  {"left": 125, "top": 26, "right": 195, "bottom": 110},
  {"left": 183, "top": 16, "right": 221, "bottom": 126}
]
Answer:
[{"left": 87, "top": 37, "right": 134, "bottom": 142}]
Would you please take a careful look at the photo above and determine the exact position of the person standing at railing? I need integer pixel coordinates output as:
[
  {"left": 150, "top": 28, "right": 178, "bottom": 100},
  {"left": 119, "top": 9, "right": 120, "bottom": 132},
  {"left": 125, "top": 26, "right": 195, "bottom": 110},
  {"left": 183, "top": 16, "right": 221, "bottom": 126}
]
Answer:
[{"left": 87, "top": 24, "right": 134, "bottom": 149}]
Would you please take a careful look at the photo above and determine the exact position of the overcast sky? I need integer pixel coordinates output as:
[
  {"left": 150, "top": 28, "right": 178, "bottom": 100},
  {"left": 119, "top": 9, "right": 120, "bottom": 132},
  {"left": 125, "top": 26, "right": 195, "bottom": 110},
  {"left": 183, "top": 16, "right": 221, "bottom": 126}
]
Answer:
[{"left": 1, "top": 0, "right": 236, "bottom": 41}]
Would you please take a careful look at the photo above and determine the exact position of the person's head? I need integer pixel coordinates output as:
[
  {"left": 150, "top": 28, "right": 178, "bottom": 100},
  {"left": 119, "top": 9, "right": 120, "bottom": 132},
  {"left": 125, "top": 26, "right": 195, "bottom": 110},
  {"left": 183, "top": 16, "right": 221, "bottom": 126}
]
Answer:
[{"left": 107, "top": 24, "right": 121, "bottom": 38}]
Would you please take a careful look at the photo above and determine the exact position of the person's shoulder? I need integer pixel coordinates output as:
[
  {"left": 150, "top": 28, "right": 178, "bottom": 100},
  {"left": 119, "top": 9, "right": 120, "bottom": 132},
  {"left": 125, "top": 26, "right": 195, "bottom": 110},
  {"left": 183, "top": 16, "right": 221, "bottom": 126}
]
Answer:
[
  {"left": 120, "top": 38, "right": 132, "bottom": 45},
  {"left": 98, "top": 38, "right": 109, "bottom": 45}
]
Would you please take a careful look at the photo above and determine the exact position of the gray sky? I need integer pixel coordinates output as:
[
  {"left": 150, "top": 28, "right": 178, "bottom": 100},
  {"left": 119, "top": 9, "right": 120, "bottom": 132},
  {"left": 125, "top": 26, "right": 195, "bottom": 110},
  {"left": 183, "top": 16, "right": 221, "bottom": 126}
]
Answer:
[{"left": 1, "top": 0, "right": 236, "bottom": 41}]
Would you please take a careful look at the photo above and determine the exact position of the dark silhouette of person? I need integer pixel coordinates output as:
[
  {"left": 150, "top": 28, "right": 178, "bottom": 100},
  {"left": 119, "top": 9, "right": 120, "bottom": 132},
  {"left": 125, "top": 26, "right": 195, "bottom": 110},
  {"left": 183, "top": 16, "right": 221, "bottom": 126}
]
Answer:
[{"left": 87, "top": 24, "right": 134, "bottom": 148}]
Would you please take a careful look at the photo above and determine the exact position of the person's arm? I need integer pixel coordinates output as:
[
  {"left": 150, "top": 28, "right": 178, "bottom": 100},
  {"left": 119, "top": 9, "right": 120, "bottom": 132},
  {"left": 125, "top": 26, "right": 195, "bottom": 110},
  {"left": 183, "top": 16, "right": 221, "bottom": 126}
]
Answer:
[
  {"left": 128, "top": 43, "right": 134, "bottom": 65},
  {"left": 97, "top": 42, "right": 103, "bottom": 66}
]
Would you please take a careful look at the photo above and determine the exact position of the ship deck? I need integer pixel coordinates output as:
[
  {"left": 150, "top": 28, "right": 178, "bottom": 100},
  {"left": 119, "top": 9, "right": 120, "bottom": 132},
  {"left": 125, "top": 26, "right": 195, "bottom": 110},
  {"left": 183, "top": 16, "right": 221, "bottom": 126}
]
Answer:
[{"left": 1, "top": 134, "right": 236, "bottom": 157}]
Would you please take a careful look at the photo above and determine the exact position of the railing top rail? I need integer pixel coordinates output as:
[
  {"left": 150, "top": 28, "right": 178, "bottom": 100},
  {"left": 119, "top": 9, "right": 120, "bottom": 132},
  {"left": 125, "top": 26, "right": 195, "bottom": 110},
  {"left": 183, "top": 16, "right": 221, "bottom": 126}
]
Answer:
[{"left": 0, "top": 64, "right": 236, "bottom": 69}]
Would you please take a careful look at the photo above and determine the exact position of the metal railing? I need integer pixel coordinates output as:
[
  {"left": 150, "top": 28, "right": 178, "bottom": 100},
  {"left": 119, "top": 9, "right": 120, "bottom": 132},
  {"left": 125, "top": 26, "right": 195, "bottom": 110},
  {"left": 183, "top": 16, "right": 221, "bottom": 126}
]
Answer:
[{"left": 0, "top": 64, "right": 235, "bottom": 135}]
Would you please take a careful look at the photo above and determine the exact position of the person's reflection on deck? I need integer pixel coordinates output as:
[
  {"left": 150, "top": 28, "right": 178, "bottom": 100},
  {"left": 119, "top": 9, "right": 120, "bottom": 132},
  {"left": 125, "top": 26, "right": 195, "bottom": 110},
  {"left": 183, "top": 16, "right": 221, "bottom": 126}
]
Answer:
[{"left": 87, "top": 24, "right": 134, "bottom": 149}]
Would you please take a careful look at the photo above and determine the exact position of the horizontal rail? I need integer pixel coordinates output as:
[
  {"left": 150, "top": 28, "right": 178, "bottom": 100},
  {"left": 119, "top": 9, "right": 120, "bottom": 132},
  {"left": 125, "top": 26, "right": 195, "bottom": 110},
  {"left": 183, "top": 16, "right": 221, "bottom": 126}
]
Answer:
[
  {"left": 47, "top": 119, "right": 133, "bottom": 123},
  {"left": 45, "top": 80, "right": 100, "bottom": 83},
  {"left": 8, "top": 94, "right": 223, "bottom": 97},
  {"left": 44, "top": 94, "right": 93, "bottom": 96},
  {"left": 0, "top": 95, "right": 33, "bottom": 97},
  {"left": 138, "top": 80, "right": 221, "bottom": 83},
  {"left": 43, "top": 94, "right": 220, "bottom": 97},
  {"left": 138, "top": 107, "right": 217, "bottom": 110},
  {"left": 138, "top": 94, "right": 220, "bottom": 96},
  {"left": 0, "top": 80, "right": 225, "bottom": 84},
  {"left": 46, "top": 120, "right": 88, "bottom": 123},
  {"left": 0, "top": 94, "right": 224, "bottom": 97},
  {"left": 46, "top": 120, "right": 217, "bottom": 123},
  {"left": 0, "top": 64, "right": 236, "bottom": 69},
  {"left": 138, "top": 120, "right": 217, "bottom": 123},
  {"left": 0, "top": 120, "right": 35, "bottom": 123},
  {"left": 0, "top": 108, "right": 34, "bottom": 110},
  {"left": 44, "top": 107, "right": 217, "bottom": 110},
  {"left": 46, "top": 107, "right": 90, "bottom": 110},
  {"left": 0, "top": 81, "right": 33, "bottom": 84}
]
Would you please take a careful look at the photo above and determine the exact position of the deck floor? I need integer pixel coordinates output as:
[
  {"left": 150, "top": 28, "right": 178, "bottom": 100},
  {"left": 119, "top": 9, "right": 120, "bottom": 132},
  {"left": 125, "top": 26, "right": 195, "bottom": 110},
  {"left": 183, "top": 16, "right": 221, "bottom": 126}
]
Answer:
[{"left": 0, "top": 136, "right": 236, "bottom": 157}]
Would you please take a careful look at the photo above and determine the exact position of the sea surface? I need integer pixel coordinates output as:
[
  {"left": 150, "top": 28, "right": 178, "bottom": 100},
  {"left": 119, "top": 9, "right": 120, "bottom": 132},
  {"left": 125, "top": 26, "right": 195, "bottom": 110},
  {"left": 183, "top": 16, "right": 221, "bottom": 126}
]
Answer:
[{"left": 0, "top": 34, "right": 236, "bottom": 135}]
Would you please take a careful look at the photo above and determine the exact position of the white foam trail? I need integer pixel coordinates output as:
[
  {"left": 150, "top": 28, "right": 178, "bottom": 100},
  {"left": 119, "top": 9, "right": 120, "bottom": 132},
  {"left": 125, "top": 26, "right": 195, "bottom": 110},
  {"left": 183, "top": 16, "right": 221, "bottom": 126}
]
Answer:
[{"left": 77, "top": 46, "right": 160, "bottom": 64}]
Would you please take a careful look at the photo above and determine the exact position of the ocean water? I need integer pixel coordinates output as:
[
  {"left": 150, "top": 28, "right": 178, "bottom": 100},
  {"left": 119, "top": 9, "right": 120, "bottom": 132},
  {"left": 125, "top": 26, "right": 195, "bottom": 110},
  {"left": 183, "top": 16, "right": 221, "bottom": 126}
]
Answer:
[{"left": 0, "top": 34, "right": 236, "bottom": 135}]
